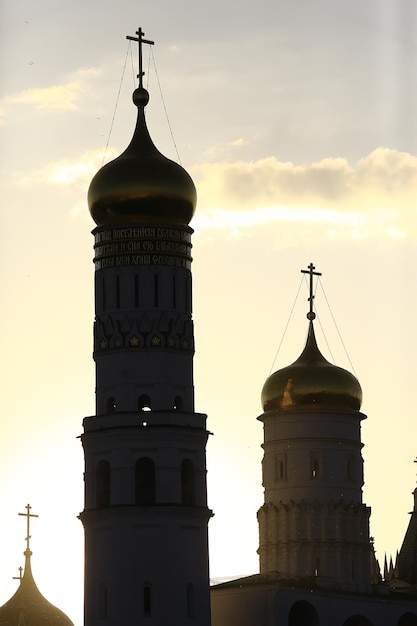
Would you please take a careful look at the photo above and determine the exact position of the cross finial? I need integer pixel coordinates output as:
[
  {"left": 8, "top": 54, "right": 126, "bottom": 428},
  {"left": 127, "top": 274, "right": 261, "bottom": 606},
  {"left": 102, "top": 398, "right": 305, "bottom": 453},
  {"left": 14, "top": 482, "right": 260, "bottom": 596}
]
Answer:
[
  {"left": 301, "top": 262, "right": 322, "bottom": 321},
  {"left": 18, "top": 504, "right": 39, "bottom": 554},
  {"left": 13, "top": 566, "right": 23, "bottom": 582},
  {"left": 126, "top": 27, "right": 155, "bottom": 88}
]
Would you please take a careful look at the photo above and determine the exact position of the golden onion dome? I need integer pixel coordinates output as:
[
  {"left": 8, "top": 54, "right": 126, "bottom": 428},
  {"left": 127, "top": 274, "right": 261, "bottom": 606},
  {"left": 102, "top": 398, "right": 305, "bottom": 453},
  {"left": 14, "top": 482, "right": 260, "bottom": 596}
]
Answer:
[
  {"left": 0, "top": 550, "right": 74, "bottom": 626},
  {"left": 88, "top": 86, "right": 197, "bottom": 227},
  {"left": 261, "top": 322, "right": 362, "bottom": 413}
]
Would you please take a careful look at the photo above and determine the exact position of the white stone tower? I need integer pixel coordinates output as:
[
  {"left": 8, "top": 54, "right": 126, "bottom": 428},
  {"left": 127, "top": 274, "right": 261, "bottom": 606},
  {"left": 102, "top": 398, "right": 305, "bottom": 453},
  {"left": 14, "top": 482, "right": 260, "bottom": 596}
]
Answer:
[
  {"left": 257, "top": 263, "right": 372, "bottom": 593},
  {"left": 79, "top": 29, "right": 212, "bottom": 626}
]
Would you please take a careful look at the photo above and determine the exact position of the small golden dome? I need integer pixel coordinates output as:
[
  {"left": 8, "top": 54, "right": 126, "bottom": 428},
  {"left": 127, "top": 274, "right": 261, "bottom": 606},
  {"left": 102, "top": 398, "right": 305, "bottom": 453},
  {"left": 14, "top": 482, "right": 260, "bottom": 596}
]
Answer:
[
  {"left": 0, "top": 551, "right": 74, "bottom": 626},
  {"left": 88, "top": 87, "right": 197, "bottom": 226},
  {"left": 261, "top": 322, "right": 362, "bottom": 413}
]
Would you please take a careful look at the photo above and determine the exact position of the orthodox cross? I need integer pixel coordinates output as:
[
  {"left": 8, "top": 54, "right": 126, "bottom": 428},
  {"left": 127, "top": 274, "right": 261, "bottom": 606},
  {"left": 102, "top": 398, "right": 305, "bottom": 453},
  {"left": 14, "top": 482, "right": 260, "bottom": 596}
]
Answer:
[
  {"left": 13, "top": 566, "right": 23, "bottom": 582},
  {"left": 18, "top": 504, "right": 39, "bottom": 552},
  {"left": 126, "top": 27, "right": 155, "bottom": 88},
  {"left": 301, "top": 263, "right": 322, "bottom": 321}
]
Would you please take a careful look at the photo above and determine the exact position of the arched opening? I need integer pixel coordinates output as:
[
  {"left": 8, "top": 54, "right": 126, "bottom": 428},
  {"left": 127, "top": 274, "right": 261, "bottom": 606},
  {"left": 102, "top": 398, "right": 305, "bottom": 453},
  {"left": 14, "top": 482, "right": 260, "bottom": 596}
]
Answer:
[
  {"left": 174, "top": 395, "right": 183, "bottom": 411},
  {"left": 106, "top": 397, "right": 116, "bottom": 413},
  {"left": 343, "top": 617, "right": 374, "bottom": 626},
  {"left": 181, "top": 459, "right": 195, "bottom": 506},
  {"left": 116, "top": 275, "right": 120, "bottom": 308},
  {"left": 311, "top": 458, "right": 320, "bottom": 479},
  {"left": 275, "top": 456, "right": 285, "bottom": 481},
  {"left": 138, "top": 395, "right": 152, "bottom": 412},
  {"left": 185, "top": 273, "right": 191, "bottom": 312},
  {"left": 135, "top": 458, "right": 156, "bottom": 505},
  {"left": 172, "top": 274, "right": 177, "bottom": 309},
  {"left": 186, "top": 583, "right": 194, "bottom": 617},
  {"left": 346, "top": 455, "right": 354, "bottom": 480},
  {"left": 96, "top": 460, "right": 110, "bottom": 508},
  {"left": 98, "top": 582, "right": 107, "bottom": 619},
  {"left": 102, "top": 276, "right": 106, "bottom": 310},
  {"left": 288, "top": 600, "right": 320, "bottom": 626},
  {"left": 154, "top": 273, "right": 159, "bottom": 307},
  {"left": 143, "top": 584, "right": 151, "bottom": 616},
  {"left": 398, "top": 614, "right": 417, "bottom": 626},
  {"left": 134, "top": 274, "right": 140, "bottom": 307}
]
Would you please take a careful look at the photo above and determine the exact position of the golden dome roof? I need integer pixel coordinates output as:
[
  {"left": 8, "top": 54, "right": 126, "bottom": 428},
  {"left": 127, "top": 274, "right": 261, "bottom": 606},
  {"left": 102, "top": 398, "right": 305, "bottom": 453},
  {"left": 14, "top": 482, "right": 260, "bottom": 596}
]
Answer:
[
  {"left": 0, "top": 550, "right": 74, "bottom": 626},
  {"left": 261, "top": 322, "right": 362, "bottom": 413},
  {"left": 88, "top": 86, "right": 197, "bottom": 227}
]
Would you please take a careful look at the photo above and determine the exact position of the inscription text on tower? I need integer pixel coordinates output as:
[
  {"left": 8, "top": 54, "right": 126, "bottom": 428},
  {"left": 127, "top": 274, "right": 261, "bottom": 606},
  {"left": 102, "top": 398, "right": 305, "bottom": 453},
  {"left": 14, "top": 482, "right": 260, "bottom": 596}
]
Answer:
[{"left": 94, "top": 226, "right": 192, "bottom": 270}]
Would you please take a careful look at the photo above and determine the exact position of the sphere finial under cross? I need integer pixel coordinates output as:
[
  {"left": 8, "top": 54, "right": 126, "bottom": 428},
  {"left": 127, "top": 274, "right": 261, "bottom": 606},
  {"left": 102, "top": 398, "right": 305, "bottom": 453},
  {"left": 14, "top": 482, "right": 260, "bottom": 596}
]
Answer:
[{"left": 301, "top": 263, "right": 322, "bottom": 322}]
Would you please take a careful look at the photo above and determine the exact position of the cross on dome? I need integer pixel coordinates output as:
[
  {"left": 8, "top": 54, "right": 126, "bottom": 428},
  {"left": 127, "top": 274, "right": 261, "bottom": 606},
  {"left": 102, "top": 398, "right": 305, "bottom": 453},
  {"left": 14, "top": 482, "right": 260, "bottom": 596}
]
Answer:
[
  {"left": 12, "top": 566, "right": 23, "bottom": 582},
  {"left": 18, "top": 504, "right": 39, "bottom": 554},
  {"left": 126, "top": 27, "right": 155, "bottom": 88},
  {"left": 301, "top": 262, "right": 322, "bottom": 321}
]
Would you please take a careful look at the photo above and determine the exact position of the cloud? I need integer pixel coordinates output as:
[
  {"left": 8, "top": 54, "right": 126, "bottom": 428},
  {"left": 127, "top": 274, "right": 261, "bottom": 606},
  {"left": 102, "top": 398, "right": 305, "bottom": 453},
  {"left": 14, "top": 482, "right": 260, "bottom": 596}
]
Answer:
[
  {"left": 14, "top": 147, "right": 118, "bottom": 220},
  {"left": 4, "top": 67, "right": 102, "bottom": 113},
  {"left": 71, "top": 198, "right": 91, "bottom": 220},
  {"left": 190, "top": 148, "right": 417, "bottom": 238},
  {"left": 203, "top": 137, "right": 249, "bottom": 160},
  {"left": 39, "top": 151, "right": 103, "bottom": 183},
  {"left": 20, "top": 148, "right": 118, "bottom": 186},
  {"left": 13, "top": 146, "right": 417, "bottom": 239},
  {"left": 10, "top": 82, "right": 83, "bottom": 111}
]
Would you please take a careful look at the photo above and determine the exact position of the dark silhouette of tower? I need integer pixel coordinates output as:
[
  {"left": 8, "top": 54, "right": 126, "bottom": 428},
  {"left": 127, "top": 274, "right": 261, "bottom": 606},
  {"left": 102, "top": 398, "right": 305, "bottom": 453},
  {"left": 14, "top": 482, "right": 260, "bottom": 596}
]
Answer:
[{"left": 79, "top": 28, "right": 212, "bottom": 626}]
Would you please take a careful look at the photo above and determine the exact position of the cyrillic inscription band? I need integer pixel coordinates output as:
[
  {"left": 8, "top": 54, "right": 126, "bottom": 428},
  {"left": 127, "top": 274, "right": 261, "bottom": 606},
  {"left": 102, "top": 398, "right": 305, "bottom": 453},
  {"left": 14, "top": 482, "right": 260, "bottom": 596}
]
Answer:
[{"left": 93, "top": 226, "right": 192, "bottom": 270}]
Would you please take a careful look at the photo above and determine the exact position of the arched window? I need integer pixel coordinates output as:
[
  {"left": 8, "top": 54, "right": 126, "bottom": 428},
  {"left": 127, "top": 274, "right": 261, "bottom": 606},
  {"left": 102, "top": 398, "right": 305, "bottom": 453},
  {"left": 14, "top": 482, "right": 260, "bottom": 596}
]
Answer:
[
  {"left": 98, "top": 582, "right": 107, "bottom": 619},
  {"left": 96, "top": 460, "right": 110, "bottom": 508},
  {"left": 311, "top": 458, "right": 320, "bottom": 479},
  {"left": 138, "top": 395, "right": 152, "bottom": 412},
  {"left": 398, "top": 614, "right": 417, "bottom": 626},
  {"left": 143, "top": 584, "right": 151, "bottom": 615},
  {"left": 346, "top": 455, "right": 355, "bottom": 480},
  {"left": 186, "top": 583, "right": 194, "bottom": 617},
  {"left": 181, "top": 459, "right": 195, "bottom": 506},
  {"left": 107, "top": 397, "right": 116, "bottom": 413},
  {"left": 289, "top": 600, "right": 320, "bottom": 626},
  {"left": 135, "top": 458, "right": 156, "bottom": 505},
  {"left": 275, "top": 455, "right": 285, "bottom": 481},
  {"left": 174, "top": 396, "right": 183, "bottom": 411}
]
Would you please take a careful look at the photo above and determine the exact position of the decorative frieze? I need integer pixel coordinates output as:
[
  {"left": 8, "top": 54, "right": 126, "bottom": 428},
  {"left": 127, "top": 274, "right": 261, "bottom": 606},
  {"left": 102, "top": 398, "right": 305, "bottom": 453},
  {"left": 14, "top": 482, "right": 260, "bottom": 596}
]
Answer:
[{"left": 94, "top": 312, "right": 194, "bottom": 353}]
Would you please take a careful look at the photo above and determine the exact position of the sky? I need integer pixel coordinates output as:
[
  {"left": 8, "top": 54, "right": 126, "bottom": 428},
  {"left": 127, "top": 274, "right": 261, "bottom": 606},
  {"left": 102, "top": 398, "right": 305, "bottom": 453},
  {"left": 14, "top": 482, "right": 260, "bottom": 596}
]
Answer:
[{"left": 1, "top": 1, "right": 417, "bottom": 623}]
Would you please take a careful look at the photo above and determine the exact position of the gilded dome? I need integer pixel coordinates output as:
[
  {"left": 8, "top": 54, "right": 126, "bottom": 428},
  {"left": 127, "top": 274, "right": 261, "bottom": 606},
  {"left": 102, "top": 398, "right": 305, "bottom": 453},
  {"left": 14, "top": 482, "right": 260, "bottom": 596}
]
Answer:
[
  {"left": 0, "top": 550, "right": 74, "bottom": 626},
  {"left": 261, "top": 322, "right": 362, "bottom": 413},
  {"left": 88, "top": 86, "right": 197, "bottom": 227}
]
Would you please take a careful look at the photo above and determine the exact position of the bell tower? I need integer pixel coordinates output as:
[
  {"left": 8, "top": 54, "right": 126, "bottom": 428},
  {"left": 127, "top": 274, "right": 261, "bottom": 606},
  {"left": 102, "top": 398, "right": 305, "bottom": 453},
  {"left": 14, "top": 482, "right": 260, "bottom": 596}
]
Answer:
[
  {"left": 257, "top": 264, "right": 372, "bottom": 593},
  {"left": 79, "top": 29, "right": 212, "bottom": 626}
]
